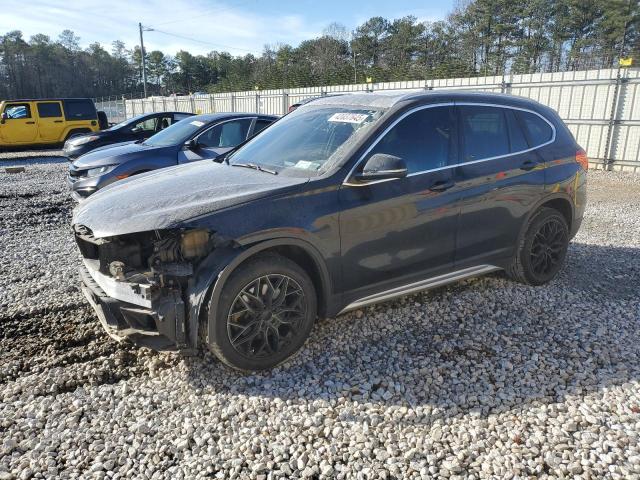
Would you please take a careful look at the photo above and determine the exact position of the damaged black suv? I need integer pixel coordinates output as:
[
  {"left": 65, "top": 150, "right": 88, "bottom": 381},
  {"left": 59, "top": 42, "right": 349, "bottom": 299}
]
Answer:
[{"left": 72, "top": 91, "right": 587, "bottom": 371}]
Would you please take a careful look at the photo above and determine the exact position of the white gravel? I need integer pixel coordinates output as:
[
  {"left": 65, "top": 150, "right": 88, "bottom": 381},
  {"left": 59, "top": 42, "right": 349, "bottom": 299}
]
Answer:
[{"left": 1, "top": 158, "right": 640, "bottom": 479}]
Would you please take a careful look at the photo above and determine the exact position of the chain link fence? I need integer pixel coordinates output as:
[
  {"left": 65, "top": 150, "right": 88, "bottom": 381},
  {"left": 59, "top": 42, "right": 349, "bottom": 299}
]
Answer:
[{"left": 109, "top": 68, "right": 640, "bottom": 171}]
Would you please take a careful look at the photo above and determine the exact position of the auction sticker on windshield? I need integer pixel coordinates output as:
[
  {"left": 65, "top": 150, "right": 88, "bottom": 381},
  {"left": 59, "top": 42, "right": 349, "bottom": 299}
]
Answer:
[
  {"left": 190, "top": 120, "right": 205, "bottom": 127},
  {"left": 328, "top": 112, "right": 370, "bottom": 124}
]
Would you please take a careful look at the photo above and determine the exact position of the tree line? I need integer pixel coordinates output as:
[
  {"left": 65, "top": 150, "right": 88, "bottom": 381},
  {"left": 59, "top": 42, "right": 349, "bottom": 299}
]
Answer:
[{"left": 1, "top": 0, "right": 638, "bottom": 100}]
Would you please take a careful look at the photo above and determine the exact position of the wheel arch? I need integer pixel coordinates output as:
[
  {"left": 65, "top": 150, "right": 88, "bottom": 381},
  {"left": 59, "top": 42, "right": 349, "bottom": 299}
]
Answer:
[
  {"left": 539, "top": 196, "right": 573, "bottom": 229},
  {"left": 521, "top": 193, "right": 574, "bottom": 237},
  {"left": 187, "top": 237, "right": 332, "bottom": 348}
]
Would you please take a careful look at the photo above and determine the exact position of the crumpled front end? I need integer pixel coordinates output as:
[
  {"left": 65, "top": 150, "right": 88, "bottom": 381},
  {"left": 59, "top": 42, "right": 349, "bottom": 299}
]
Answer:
[{"left": 74, "top": 225, "right": 217, "bottom": 353}]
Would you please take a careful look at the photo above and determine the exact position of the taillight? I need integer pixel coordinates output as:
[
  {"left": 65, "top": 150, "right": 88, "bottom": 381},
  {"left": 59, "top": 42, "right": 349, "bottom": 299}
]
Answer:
[{"left": 576, "top": 148, "right": 589, "bottom": 170}]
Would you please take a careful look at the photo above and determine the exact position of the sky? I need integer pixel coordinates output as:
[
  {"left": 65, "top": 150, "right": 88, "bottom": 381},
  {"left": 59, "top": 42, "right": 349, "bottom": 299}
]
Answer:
[{"left": 1, "top": 0, "right": 454, "bottom": 56}]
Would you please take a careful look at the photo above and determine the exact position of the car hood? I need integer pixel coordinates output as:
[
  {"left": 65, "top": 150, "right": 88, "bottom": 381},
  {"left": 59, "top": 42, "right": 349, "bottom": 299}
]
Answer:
[
  {"left": 72, "top": 161, "right": 308, "bottom": 238},
  {"left": 73, "top": 142, "right": 171, "bottom": 168}
]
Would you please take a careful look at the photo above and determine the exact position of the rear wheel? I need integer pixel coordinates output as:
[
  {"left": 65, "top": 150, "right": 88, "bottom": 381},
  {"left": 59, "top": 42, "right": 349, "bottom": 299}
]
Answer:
[
  {"left": 507, "top": 207, "right": 569, "bottom": 285},
  {"left": 204, "top": 254, "right": 317, "bottom": 371}
]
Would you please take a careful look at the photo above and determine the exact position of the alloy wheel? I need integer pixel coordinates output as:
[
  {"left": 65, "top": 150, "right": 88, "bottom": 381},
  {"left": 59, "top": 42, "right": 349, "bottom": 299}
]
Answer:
[
  {"left": 530, "top": 217, "right": 567, "bottom": 276},
  {"left": 226, "top": 274, "right": 307, "bottom": 359}
]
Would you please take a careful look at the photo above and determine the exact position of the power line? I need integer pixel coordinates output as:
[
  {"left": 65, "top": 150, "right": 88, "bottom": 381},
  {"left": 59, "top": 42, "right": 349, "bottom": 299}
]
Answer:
[
  {"left": 148, "top": 0, "right": 255, "bottom": 28},
  {"left": 150, "top": 28, "right": 254, "bottom": 53}
]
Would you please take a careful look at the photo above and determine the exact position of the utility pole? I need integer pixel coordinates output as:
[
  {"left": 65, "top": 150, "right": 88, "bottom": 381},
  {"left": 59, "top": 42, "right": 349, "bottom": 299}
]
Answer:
[
  {"left": 353, "top": 49, "right": 357, "bottom": 84},
  {"left": 351, "top": 32, "right": 357, "bottom": 84},
  {"left": 139, "top": 22, "right": 150, "bottom": 98}
]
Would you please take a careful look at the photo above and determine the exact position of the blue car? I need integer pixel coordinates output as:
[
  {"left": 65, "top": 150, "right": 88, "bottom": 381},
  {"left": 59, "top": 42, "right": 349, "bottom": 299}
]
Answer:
[{"left": 67, "top": 113, "right": 277, "bottom": 200}]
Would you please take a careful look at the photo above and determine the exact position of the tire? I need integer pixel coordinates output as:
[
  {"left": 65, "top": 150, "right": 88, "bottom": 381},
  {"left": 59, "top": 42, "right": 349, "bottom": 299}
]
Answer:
[
  {"left": 203, "top": 253, "right": 317, "bottom": 371},
  {"left": 97, "top": 111, "right": 109, "bottom": 130},
  {"left": 507, "top": 207, "right": 569, "bottom": 286}
]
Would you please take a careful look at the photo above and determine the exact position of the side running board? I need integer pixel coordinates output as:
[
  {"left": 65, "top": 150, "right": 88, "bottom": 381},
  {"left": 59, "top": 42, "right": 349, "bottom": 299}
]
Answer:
[{"left": 338, "top": 264, "right": 500, "bottom": 314}]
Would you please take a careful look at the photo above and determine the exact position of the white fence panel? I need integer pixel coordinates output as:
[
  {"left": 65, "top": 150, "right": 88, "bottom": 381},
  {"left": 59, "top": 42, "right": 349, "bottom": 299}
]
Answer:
[{"left": 120, "top": 68, "right": 640, "bottom": 169}]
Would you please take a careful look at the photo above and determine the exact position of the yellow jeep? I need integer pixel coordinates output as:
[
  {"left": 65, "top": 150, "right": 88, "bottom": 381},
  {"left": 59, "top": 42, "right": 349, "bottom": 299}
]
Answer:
[{"left": 0, "top": 98, "right": 102, "bottom": 149}]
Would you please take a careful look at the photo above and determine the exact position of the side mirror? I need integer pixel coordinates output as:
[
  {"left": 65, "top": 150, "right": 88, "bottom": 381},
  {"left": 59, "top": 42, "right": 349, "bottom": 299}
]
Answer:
[
  {"left": 184, "top": 139, "right": 199, "bottom": 150},
  {"left": 354, "top": 153, "right": 408, "bottom": 181},
  {"left": 0, "top": 112, "right": 6, "bottom": 124}
]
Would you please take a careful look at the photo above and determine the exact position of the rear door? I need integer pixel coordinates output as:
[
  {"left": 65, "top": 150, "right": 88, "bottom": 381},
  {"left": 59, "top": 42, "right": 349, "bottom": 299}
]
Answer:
[
  {"left": 36, "top": 101, "right": 65, "bottom": 142},
  {"left": 452, "top": 104, "right": 548, "bottom": 267},
  {"left": 1, "top": 103, "right": 38, "bottom": 144}
]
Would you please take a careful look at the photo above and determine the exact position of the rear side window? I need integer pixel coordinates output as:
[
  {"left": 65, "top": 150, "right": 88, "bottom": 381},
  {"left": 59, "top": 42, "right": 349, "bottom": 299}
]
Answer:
[
  {"left": 460, "top": 105, "right": 509, "bottom": 162},
  {"left": 63, "top": 99, "right": 97, "bottom": 121},
  {"left": 37, "top": 102, "right": 62, "bottom": 118},
  {"left": 368, "top": 106, "right": 454, "bottom": 173},
  {"left": 517, "top": 111, "right": 553, "bottom": 146},
  {"left": 506, "top": 109, "right": 529, "bottom": 152}
]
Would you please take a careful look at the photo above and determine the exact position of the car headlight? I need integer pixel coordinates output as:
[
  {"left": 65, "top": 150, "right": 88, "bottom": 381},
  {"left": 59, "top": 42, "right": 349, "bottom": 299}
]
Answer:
[
  {"left": 87, "top": 165, "right": 117, "bottom": 177},
  {"left": 181, "top": 229, "right": 210, "bottom": 259},
  {"left": 69, "top": 135, "right": 100, "bottom": 146}
]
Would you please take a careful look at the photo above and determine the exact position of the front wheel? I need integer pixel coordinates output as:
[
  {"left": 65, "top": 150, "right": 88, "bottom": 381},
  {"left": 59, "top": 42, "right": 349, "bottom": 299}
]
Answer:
[
  {"left": 507, "top": 207, "right": 569, "bottom": 286},
  {"left": 204, "top": 253, "right": 317, "bottom": 371}
]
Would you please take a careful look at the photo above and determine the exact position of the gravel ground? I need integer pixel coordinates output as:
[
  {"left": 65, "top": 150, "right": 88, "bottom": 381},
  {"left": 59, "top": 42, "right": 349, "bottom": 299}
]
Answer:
[
  {"left": 0, "top": 149, "right": 66, "bottom": 162},
  {"left": 1, "top": 158, "right": 639, "bottom": 480}
]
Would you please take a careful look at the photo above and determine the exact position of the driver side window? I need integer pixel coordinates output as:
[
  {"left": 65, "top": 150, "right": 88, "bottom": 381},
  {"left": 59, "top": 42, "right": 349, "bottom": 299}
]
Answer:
[
  {"left": 132, "top": 118, "right": 157, "bottom": 133},
  {"left": 198, "top": 119, "right": 252, "bottom": 148},
  {"left": 367, "top": 106, "right": 454, "bottom": 174}
]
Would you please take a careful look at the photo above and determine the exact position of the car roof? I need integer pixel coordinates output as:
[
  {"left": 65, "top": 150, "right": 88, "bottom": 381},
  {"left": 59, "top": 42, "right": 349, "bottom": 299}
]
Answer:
[
  {"left": 127, "top": 112, "right": 194, "bottom": 118},
  {"left": 189, "top": 112, "right": 279, "bottom": 122},
  {"left": 305, "top": 90, "right": 547, "bottom": 112},
  {"left": 2, "top": 98, "right": 94, "bottom": 103}
]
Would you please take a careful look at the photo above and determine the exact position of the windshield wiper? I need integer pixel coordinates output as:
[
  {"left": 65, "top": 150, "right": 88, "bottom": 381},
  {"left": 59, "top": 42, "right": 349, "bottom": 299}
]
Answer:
[{"left": 231, "top": 163, "right": 278, "bottom": 175}]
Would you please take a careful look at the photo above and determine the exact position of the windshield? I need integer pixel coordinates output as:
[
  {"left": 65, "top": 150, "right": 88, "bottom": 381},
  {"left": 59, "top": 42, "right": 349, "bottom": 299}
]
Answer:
[
  {"left": 228, "top": 106, "right": 386, "bottom": 175},
  {"left": 144, "top": 118, "right": 207, "bottom": 147}
]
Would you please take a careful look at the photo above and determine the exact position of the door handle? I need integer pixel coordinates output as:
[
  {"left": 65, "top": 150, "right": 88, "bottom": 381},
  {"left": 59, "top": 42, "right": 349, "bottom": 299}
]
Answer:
[
  {"left": 25, "top": 121, "right": 35, "bottom": 124},
  {"left": 429, "top": 180, "right": 455, "bottom": 192},
  {"left": 520, "top": 160, "right": 536, "bottom": 171},
  {"left": 54, "top": 120, "right": 63, "bottom": 123}
]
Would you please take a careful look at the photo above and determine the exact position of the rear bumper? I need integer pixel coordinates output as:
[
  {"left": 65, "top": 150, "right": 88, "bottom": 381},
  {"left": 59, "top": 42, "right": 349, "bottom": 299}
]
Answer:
[{"left": 79, "top": 261, "right": 195, "bottom": 354}]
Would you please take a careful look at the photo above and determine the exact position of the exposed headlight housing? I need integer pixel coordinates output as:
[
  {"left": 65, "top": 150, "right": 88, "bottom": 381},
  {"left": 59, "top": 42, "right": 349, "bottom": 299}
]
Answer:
[
  {"left": 87, "top": 165, "right": 117, "bottom": 177},
  {"left": 69, "top": 135, "right": 100, "bottom": 146},
  {"left": 180, "top": 229, "right": 210, "bottom": 259}
]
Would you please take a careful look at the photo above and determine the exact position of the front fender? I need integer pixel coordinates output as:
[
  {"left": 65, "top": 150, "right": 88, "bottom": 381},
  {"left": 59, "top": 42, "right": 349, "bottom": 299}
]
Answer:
[{"left": 185, "top": 237, "right": 332, "bottom": 350}]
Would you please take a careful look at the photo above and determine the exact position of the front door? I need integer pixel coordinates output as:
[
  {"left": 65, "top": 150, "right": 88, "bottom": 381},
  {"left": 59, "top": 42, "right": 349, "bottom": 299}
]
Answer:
[
  {"left": 129, "top": 117, "right": 159, "bottom": 141},
  {"left": 178, "top": 118, "right": 253, "bottom": 163},
  {"left": 338, "top": 105, "right": 460, "bottom": 303},
  {"left": 36, "top": 101, "right": 65, "bottom": 142},
  {"left": 1, "top": 103, "right": 38, "bottom": 144}
]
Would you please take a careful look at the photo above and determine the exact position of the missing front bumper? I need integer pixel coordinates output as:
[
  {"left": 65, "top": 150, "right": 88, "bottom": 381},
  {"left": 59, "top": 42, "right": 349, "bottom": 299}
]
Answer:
[{"left": 79, "top": 262, "right": 195, "bottom": 354}]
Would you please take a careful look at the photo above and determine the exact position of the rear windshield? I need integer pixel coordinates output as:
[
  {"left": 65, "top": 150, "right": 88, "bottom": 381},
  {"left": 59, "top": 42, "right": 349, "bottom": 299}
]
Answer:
[
  {"left": 228, "top": 106, "right": 386, "bottom": 176},
  {"left": 63, "top": 99, "right": 97, "bottom": 121}
]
